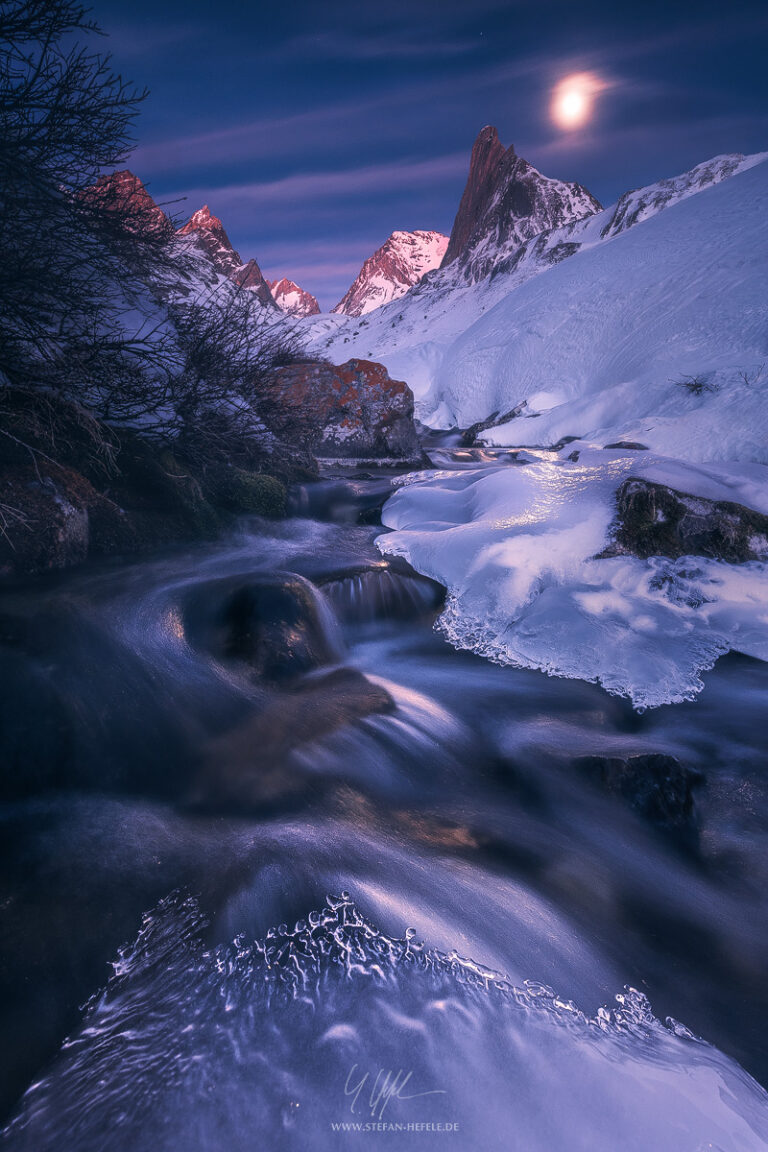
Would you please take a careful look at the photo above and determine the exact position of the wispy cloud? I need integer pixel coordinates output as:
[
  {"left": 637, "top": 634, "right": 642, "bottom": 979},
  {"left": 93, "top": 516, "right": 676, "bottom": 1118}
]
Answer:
[
  {"left": 286, "top": 28, "right": 480, "bottom": 61},
  {"left": 171, "top": 152, "right": 470, "bottom": 217},
  {"left": 131, "top": 53, "right": 554, "bottom": 177}
]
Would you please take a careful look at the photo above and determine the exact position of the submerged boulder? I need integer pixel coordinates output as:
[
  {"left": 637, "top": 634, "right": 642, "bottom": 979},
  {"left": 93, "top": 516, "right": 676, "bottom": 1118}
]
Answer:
[
  {"left": 190, "top": 667, "right": 395, "bottom": 812},
  {"left": 267, "top": 359, "right": 422, "bottom": 463},
  {"left": 573, "top": 753, "right": 703, "bottom": 833},
  {"left": 605, "top": 477, "right": 768, "bottom": 563},
  {"left": 184, "top": 573, "right": 343, "bottom": 682}
]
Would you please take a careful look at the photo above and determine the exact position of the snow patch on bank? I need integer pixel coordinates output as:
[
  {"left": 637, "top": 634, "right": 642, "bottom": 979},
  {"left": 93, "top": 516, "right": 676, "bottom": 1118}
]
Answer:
[{"left": 378, "top": 449, "right": 768, "bottom": 709}]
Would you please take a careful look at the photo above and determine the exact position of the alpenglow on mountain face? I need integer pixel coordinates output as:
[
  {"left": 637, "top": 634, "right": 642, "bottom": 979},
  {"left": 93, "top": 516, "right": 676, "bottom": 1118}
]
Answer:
[
  {"left": 441, "top": 125, "right": 602, "bottom": 282},
  {"left": 177, "top": 205, "right": 275, "bottom": 308},
  {"left": 332, "top": 230, "right": 449, "bottom": 317},
  {"left": 267, "top": 277, "right": 320, "bottom": 317}
]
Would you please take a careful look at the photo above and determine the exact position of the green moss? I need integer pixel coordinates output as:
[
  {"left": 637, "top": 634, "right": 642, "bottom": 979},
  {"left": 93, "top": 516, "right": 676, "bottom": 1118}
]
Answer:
[{"left": 228, "top": 470, "right": 287, "bottom": 518}]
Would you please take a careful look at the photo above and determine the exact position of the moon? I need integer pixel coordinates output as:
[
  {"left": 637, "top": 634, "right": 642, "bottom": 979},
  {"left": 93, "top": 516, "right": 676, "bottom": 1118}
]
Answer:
[{"left": 551, "top": 73, "right": 604, "bottom": 130}]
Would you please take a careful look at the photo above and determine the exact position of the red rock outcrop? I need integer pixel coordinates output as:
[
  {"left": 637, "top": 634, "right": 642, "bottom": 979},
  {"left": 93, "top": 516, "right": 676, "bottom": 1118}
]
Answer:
[{"left": 267, "top": 359, "right": 421, "bottom": 461}]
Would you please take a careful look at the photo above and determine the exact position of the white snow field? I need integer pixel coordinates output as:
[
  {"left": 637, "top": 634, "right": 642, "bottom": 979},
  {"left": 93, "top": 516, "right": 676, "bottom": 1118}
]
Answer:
[
  {"left": 431, "top": 156, "right": 768, "bottom": 456},
  {"left": 378, "top": 448, "right": 768, "bottom": 709},
  {"left": 303, "top": 152, "right": 768, "bottom": 461}
]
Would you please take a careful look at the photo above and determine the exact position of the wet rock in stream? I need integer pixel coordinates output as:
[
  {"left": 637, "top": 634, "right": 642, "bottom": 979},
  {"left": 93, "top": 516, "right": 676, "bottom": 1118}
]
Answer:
[
  {"left": 603, "top": 477, "right": 768, "bottom": 563},
  {"left": 190, "top": 667, "right": 395, "bottom": 813},
  {"left": 572, "top": 752, "right": 703, "bottom": 835},
  {"left": 184, "top": 572, "right": 344, "bottom": 682}
]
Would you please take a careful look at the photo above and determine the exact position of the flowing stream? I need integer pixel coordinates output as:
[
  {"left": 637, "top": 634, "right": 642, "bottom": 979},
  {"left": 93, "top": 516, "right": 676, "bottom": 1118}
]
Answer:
[{"left": 2, "top": 443, "right": 768, "bottom": 1150}]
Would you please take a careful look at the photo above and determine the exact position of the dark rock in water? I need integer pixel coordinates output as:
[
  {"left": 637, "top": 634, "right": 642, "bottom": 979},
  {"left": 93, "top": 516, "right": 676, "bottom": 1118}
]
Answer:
[
  {"left": 185, "top": 573, "right": 344, "bottom": 682},
  {"left": 603, "top": 441, "right": 650, "bottom": 451},
  {"left": 268, "top": 359, "right": 423, "bottom": 463},
  {"left": 604, "top": 477, "right": 768, "bottom": 563},
  {"left": 190, "top": 667, "right": 395, "bottom": 812},
  {"left": 573, "top": 753, "right": 703, "bottom": 832},
  {"left": 461, "top": 402, "right": 528, "bottom": 447}
]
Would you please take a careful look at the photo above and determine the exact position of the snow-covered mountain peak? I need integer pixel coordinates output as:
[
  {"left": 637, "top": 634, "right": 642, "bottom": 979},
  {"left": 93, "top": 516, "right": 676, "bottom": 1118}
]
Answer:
[
  {"left": 441, "top": 126, "right": 602, "bottom": 283},
  {"left": 180, "top": 204, "right": 218, "bottom": 231},
  {"left": 177, "top": 204, "right": 275, "bottom": 307},
  {"left": 268, "top": 277, "right": 320, "bottom": 317},
  {"left": 85, "top": 170, "right": 174, "bottom": 239},
  {"left": 331, "top": 229, "right": 449, "bottom": 317}
]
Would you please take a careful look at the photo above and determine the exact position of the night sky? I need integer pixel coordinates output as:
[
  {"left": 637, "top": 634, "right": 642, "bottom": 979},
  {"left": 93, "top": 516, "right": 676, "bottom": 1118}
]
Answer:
[{"left": 91, "top": 0, "right": 768, "bottom": 309}]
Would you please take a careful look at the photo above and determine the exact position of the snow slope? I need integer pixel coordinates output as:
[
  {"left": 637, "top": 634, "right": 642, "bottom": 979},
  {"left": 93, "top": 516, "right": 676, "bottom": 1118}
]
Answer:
[
  {"left": 435, "top": 155, "right": 768, "bottom": 460},
  {"left": 302, "top": 152, "right": 768, "bottom": 453},
  {"left": 379, "top": 447, "right": 768, "bottom": 709}
]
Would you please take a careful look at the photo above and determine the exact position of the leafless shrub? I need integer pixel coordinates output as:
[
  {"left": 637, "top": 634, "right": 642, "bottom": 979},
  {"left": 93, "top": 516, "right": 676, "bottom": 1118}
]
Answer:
[
  {"left": 672, "top": 373, "right": 717, "bottom": 396},
  {"left": 738, "top": 364, "right": 765, "bottom": 387}
]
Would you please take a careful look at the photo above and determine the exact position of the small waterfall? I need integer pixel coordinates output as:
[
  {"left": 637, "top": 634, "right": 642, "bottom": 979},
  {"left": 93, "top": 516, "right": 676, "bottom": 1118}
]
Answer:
[{"left": 319, "top": 564, "right": 443, "bottom": 624}]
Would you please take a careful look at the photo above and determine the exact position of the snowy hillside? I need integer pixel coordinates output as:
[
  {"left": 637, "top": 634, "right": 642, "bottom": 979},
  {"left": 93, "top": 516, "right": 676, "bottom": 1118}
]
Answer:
[
  {"left": 332, "top": 230, "right": 448, "bottom": 316},
  {"left": 435, "top": 153, "right": 768, "bottom": 460},
  {"left": 302, "top": 151, "right": 768, "bottom": 457}
]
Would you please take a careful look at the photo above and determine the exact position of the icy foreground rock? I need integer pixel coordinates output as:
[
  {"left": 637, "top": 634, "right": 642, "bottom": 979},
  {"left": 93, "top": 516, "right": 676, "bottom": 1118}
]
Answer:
[
  {"left": 5, "top": 893, "right": 768, "bottom": 1151},
  {"left": 379, "top": 448, "right": 768, "bottom": 708}
]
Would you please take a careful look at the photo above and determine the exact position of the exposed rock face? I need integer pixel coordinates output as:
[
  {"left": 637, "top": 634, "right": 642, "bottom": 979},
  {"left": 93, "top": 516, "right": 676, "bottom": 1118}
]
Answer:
[
  {"left": 332, "top": 231, "right": 448, "bottom": 316},
  {"left": 441, "top": 126, "right": 506, "bottom": 267},
  {"left": 440, "top": 125, "right": 601, "bottom": 283},
  {"left": 177, "top": 205, "right": 275, "bottom": 307},
  {"left": 268, "top": 359, "right": 422, "bottom": 461},
  {"left": 84, "top": 170, "right": 174, "bottom": 239},
  {"left": 268, "top": 277, "right": 321, "bottom": 317},
  {"left": 605, "top": 478, "right": 768, "bottom": 563},
  {"left": 601, "top": 154, "right": 755, "bottom": 240}
]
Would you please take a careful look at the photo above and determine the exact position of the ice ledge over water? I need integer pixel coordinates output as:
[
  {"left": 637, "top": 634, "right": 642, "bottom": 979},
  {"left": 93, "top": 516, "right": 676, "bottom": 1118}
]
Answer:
[{"left": 378, "top": 448, "right": 768, "bottom": 709}]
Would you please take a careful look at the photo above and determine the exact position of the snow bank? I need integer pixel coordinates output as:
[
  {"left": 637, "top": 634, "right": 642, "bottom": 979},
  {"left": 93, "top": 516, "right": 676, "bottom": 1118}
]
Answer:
[
  {"left": 302, "top": 152, "right": 768, "bottom": 456},
  {"left": 433, "top": 157, "right": 768, "bottom": 460},
  {"left": 379, "top": 449, "right": 768, "bottom": 708}
]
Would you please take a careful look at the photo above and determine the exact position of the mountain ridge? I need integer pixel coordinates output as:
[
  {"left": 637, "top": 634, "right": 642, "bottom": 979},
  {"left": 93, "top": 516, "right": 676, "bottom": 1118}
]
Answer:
[{"left": 332, "top": 230, "right": 449, "bottom": 317}]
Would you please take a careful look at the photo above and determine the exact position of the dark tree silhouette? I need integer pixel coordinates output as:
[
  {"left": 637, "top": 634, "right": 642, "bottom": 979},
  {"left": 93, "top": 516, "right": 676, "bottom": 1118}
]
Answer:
[{"left": 0, "top": 0, "right": 175, "bottom": 390}]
